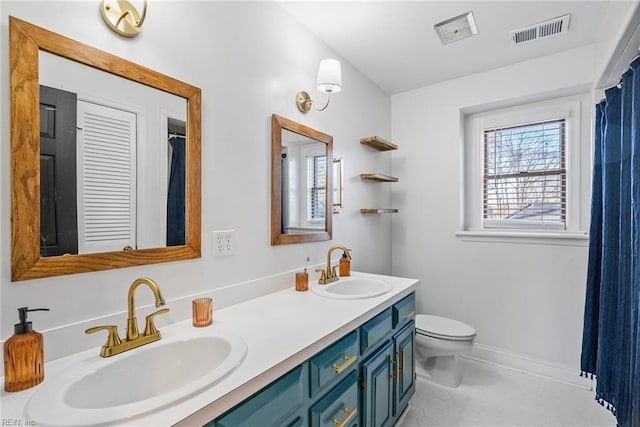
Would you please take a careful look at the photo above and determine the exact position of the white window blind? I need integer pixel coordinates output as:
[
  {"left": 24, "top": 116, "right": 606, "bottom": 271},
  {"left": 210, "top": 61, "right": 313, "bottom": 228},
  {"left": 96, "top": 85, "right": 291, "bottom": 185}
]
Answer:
[
  {"left": 307, "top": 154, "right": 326, "bottom": 222},
  {"left": 483, "top": 119, "right": 566, "bottom": 229},
  {"left": 77, "top": 100, "right": 137, "bottom": 254}
]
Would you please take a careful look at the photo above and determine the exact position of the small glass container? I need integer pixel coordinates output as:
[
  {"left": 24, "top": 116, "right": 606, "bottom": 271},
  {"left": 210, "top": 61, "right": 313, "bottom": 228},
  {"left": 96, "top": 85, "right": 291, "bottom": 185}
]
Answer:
[
  {"left": 295, "top": 272, "right": 309, "bottom": 292},
  {"left": 192, "top": 298, "right": 213, "bottom": 327}
]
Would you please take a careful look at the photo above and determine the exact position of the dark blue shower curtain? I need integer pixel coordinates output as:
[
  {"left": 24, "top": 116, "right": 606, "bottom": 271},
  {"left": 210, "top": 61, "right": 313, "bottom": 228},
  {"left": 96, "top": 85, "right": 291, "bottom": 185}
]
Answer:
[
  {"left": 581, "top": 57, "right": 640, "bottom": 427},
  {"left": 167, "top": 136, "right": 185, "bottom": 246}
]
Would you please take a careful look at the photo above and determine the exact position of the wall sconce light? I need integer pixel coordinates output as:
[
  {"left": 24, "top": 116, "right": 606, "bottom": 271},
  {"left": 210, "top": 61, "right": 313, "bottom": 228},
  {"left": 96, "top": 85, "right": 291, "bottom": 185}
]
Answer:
[
  {"left": 296, "top": 59, "right": 342, "bottom": 113},
  {"left": 100, "top": 0, "right": 147, "bottom": 38}
]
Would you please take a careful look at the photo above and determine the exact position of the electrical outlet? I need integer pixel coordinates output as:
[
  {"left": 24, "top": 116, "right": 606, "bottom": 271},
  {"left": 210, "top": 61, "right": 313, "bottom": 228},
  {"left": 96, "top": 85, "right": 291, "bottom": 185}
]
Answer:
[{"left": 212, "top": 230, "right": 235, "bottom": 257}]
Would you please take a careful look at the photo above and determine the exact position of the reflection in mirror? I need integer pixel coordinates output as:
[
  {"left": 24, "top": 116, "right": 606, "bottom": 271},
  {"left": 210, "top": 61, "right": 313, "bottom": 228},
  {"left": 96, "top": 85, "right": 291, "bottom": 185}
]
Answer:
[
  {"left": 38, "top": 52, "right": 188, "bottom": 256},
  {"left": 333, "top": 157, "right": 344, "bottom": 213},
  {"left": 271, "top": 114, "right": 332, "bottom": 245},
  {"left": 10, "top": 17, "right": 201, "bottom": 281},
  {"left": 281, "top": 128, "right": 327, "bottom": 234}
]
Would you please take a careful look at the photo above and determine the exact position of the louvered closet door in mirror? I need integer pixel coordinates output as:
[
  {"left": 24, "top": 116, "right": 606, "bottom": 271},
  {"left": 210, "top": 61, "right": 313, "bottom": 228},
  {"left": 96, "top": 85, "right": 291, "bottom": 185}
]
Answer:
[{"left": 76, "top": 100, "right": 137, "bottom": 254}]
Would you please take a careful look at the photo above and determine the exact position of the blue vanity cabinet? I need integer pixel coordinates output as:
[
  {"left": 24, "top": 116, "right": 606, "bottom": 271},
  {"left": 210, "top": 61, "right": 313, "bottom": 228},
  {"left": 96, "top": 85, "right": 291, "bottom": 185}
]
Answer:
[
  {"left": 359, "top": 293, "right": 416, "bottom": 427},
  {"left": 207, "top": 291, "right": 416, "bottom": 427},
  {"left": 210, "top": 364, "right": 306, "bottom": 427}
]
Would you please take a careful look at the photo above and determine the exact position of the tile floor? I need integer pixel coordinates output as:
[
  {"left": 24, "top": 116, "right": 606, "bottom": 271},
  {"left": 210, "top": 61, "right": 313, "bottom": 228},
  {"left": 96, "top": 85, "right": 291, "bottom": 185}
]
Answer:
[{"left": 399, "top": 358, "right": 616, "bottom": 426}]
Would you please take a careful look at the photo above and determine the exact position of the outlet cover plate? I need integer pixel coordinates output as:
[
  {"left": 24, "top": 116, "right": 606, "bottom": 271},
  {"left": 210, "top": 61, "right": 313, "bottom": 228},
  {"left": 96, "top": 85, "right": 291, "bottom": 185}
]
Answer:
[{"left": 212, "top": 230, "right": 235, "bottom": 257}]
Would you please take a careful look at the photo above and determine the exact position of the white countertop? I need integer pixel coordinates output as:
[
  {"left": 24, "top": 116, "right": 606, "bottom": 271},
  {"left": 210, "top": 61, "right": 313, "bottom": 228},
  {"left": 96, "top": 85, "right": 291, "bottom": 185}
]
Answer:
[{"left": 0, "top": 272, "right": 419, "bottom": 426}]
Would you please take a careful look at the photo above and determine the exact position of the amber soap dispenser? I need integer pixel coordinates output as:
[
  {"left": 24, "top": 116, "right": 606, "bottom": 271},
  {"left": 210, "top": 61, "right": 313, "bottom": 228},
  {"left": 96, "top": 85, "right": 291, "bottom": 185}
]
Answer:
[{"left": 4, "top": 307, "right": 49, "bottom": 392}]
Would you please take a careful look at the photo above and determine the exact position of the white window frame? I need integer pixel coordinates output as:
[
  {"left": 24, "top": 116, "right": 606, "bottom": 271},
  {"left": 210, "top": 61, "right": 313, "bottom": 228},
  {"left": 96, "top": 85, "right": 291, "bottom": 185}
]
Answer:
[
  {"left": 458, "top": 95, "right": 590, "bottom": 245},
  {"left": 299, "top": 144, "right": 326, "bottom": 229}
]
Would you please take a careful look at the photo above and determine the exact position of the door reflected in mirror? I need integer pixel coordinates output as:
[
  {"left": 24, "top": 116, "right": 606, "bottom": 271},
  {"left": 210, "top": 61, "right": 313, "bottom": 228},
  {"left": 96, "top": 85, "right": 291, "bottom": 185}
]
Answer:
[
  {"left": 271, "top": 114, "right": 332, "bottom": 245},
  {"left": 38, "top": 52, "right": 187, "bottom": 256}
]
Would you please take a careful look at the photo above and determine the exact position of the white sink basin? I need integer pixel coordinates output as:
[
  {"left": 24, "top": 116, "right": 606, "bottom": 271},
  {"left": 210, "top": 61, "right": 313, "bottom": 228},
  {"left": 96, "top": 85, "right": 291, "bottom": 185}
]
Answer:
[
  {"left": 26, "top": 326, "right": 247, "bottom": 426},
  {"left": 312, "top": 277, "right": 392, "bottom": 299}
]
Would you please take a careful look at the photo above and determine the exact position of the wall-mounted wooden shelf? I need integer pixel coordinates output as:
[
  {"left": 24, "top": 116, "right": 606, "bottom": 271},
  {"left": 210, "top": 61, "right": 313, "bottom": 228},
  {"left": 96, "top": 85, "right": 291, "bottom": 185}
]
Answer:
[
  {"left": 360, "top": 136, "right": 398, "bottom": 151},
  {"left": 360, "top": 173, "right": 398, "bottom": 182},
  {"left": 361, "top": 209, "right": 399, "bottom": 214}
]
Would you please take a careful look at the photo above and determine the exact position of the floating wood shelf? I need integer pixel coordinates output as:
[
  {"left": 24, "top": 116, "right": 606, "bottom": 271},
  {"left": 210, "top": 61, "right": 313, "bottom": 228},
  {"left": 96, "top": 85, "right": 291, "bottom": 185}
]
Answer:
[
  {"left": 360, "top": 173, "right": 398, "bottom": 182},
  {"left": 360, "top": 136, "right": 398, "bottom": 151},
  {"left": 361, "top": 209, "right": 399, "bottom": 214}
]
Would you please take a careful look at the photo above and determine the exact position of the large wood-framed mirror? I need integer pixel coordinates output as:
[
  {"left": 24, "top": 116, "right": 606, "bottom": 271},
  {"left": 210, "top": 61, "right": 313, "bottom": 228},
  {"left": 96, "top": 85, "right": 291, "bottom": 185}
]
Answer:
[
  {"left": 10, "top": 17, "right": 202, "bottom": 281},
  {"left": 271, "top": 114, "right": 332, "bottom": 245}
]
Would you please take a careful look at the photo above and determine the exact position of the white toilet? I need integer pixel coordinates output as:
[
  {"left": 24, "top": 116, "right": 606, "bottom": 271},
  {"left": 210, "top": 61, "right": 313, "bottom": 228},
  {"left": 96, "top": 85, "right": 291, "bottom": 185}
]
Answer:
[{"left": 415, "top": 314, "right": 476, "bottom": 388}]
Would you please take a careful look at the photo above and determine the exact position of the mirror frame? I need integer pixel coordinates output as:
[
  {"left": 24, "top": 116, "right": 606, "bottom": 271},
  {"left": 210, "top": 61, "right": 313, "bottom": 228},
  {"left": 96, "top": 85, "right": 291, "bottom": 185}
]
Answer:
[
  {"left": 10, "top": 17, "right": 202, "bottom": 281},
  {"left": 271, "top": 114, "right": 332, "bottom": 245}
]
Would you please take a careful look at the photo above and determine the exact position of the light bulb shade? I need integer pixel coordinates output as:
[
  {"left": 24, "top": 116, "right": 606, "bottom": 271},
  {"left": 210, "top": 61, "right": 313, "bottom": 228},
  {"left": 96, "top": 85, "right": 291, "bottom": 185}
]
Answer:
[{"left": 316, "top": 59, "right": 342, "bottom": 94}]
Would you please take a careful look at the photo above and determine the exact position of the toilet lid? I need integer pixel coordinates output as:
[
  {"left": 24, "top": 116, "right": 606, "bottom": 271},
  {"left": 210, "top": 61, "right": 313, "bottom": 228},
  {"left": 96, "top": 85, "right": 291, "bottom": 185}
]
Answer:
[{"left": 415, "top": 314, "right": 476, "bottom": 340}]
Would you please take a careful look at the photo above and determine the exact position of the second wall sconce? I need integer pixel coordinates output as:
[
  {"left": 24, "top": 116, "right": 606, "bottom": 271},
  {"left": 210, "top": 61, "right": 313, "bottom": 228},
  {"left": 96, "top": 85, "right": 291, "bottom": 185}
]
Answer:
[
  {"left": 100, "top": 0, "right": 147, "bottom": 38},
  {"left": 296, "top": 59, "right": 342, "bottom": 113}
]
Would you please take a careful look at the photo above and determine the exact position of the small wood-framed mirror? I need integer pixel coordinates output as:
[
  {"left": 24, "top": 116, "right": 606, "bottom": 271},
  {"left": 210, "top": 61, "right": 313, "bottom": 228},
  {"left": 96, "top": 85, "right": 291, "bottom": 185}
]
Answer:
[
  {"left": 271, "top": 114, "right": 333, "bottom": 245},
  {"left": 10, "top": 17, "right": 202, "bottom": 281}
]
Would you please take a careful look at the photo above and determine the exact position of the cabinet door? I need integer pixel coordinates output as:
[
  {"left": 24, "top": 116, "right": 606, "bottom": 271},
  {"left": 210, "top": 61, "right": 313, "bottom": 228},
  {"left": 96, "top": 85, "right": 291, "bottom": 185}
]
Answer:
[
  {"left": 360, "top": 340, "right": 394, "bottom": 427},
  {"left": 212, "top": 365, "right": 304, "bottom": 427},
  {"left": 310, "top": 371, "right": 358, "bottom": 427},
  {"left": 360, "top": 308, "right": 392, "bottom": 355},
  {"left": 309, "top": 331, "right": 358, "bottom": 398},
  {"left": 393, "top": 322, "right": 415, "bottom": 416}
]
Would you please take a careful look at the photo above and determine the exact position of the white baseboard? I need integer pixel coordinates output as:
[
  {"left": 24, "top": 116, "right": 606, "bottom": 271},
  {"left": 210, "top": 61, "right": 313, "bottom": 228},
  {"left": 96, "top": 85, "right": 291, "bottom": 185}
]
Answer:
[{"left": 465, "top": 343, "right": 593, "bottom": 390}]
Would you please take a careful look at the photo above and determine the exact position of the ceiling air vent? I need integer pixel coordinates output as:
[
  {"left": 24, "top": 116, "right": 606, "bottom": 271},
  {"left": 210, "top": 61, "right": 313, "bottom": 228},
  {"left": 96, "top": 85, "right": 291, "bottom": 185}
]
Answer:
[
  {"left": 434, "top": 11, "right": 479, "bottom": 45},
  {"left": 511, "top": 14, "right": 571, "bottom": 45}
]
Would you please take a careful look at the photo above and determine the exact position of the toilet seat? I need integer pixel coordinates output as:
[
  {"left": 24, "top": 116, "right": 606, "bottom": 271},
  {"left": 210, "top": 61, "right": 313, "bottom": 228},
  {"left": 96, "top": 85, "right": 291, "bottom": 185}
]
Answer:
[{"left": 416, "top": 314, "right": 476, "bottom": 341}]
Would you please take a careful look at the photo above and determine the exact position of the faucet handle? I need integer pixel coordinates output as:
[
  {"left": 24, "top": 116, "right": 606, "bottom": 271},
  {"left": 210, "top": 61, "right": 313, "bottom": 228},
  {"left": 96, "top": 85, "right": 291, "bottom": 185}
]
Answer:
[
  {"left": 86, "top": 325, "right": 122, "bottom": 348},
  {"left": 315, "top": 268, "right": 327, "bottom": 284},
  {"left": 143, "top": 308, "right": 170, "bottom": 336},
  {"left": 330, "top": 265, "right": 338, "bottom": 278}
]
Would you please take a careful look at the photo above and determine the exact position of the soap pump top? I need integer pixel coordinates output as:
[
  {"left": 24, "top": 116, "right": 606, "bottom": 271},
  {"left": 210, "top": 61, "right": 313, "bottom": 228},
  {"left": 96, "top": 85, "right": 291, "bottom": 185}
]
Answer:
[{"left": 14, "top": 307, "right": 49, "bottom": 334}]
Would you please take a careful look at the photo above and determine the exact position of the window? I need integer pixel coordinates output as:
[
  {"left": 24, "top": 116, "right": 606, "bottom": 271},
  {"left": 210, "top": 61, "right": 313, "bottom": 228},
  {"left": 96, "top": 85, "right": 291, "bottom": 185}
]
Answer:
[
  {"left": 460, "top": 95, "right": 590, "bottom": 244},
  {"left": 483, "top": 119, "right": 566, "bottom": 230},
  {"left": 307, "top": 154, "right": 326, "bottom": 222}
]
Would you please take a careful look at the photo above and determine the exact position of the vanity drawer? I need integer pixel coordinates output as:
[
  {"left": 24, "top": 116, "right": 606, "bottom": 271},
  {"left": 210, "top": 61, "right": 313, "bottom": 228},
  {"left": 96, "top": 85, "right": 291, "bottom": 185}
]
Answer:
[
  {"left": 393, "top": 293, "right": 415, "bottom": 329},
  {"left": 360, "top": 308, "right": 393, "bottom": 355},
  {"left": 309, "top": 371, "right": 359, "bottom": 427},
  {"left": 213, "top": 365, "right": 305, "bottom": 427},
  {"left": 309, "top": 331, "right": 358, "bottom": 398}
]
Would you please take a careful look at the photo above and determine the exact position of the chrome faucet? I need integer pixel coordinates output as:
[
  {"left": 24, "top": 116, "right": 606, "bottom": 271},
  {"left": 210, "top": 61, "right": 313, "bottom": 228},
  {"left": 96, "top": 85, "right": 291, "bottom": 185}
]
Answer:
[
  {"left": 316, "top": 245, "right": 351, "bottom": 284},
  {"left": 86, "top": 277, "right": 170, "bottom": 357}
]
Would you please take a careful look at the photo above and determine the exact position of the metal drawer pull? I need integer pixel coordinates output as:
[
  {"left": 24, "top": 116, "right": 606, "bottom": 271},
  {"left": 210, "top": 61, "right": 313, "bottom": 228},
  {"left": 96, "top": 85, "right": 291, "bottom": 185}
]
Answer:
[
  {"left": 332, "top": 355, "right": 357, "bottom": 374},
  {"left": 399, "top": 349, "right": 405, "bottom": 373},
  {"left": 332, "top": 407, "right": 357, "bottom": 427},
  {"left": 390, "top": 358, "right": 399, "bottom": 384}
]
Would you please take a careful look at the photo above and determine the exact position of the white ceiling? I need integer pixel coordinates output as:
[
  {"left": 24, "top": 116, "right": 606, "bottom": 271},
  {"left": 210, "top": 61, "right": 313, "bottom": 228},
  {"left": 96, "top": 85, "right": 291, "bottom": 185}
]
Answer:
[{"left": 278, "top": 1, "right": 635, "bottom": 95}]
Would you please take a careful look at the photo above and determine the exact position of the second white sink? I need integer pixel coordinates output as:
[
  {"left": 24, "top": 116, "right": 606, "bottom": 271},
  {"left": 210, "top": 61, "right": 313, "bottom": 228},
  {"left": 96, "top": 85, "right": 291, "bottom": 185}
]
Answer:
[
  {"left": 312, "top": 276, "right": 392, "bottom": 299},
  {"left": 26, "top": 326, "right": 247, "bottom": 426}
]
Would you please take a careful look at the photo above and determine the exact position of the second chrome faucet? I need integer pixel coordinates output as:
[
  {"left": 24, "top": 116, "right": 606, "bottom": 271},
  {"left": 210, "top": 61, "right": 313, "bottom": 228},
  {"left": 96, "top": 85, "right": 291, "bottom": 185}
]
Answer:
[
  {"left": 86, "top": 277, "right": 170, "bottom": 357},
  {"left": 316, "top": 245, "right": 351, "bottom": 284}
]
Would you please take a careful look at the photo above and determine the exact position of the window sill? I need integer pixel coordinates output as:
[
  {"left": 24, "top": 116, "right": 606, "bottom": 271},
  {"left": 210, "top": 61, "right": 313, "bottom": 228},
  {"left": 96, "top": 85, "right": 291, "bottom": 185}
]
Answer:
[{"left": 456, "top": 230, "right": 589, "bottom": 246}]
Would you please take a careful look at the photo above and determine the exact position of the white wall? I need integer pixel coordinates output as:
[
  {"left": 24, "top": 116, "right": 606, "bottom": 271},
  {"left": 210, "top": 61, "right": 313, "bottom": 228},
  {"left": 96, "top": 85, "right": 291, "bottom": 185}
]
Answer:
[
  {"left": 0, "top": 2, "right": 392, "bottom": 362},
  {"left": 391, "top": 45, "right": 598, "bottom": 378}
]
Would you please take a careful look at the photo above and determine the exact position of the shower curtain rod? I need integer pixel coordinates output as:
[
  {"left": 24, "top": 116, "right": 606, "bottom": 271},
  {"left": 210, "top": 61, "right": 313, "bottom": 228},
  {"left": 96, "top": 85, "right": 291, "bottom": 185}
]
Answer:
[
  {"left": 610, "top": 49, "right": 640, "bottom": 91},
  {"left": 598, "top": 51, "right": 639, "bottom": 102}
]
